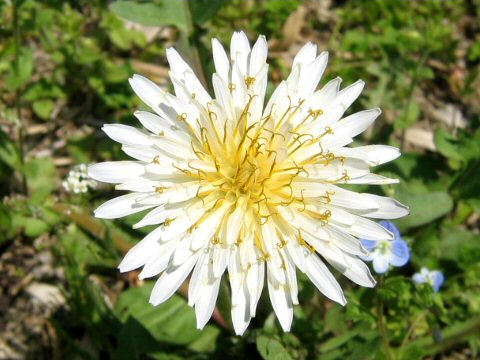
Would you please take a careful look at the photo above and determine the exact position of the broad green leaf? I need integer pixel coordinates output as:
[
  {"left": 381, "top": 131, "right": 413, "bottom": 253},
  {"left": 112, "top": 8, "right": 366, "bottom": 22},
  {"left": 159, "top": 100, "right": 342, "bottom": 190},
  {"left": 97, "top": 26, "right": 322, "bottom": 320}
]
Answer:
[
  {"left": 318, "top": 327, "right": 364, "bottom": 353},
  {"left": 0, "top": 128, "right": 21, "bottom": 170},
  {"left": 6, "top": 47, "right": 34, "bottom": 90},
  {"left": 101, "top": 11, "right": 147, "bottom": 50},
  {"left": 395, "top": 102, "right": 420, "bottom": 130},
  {"left": 12, "top": 214, "right": 50, "bottom": 238},
  {"left": 0, "top": 203, "right": 12, "bottom": 243},
  {"left": 393, "top": 185, "right": 453, "bottom": 229},
  {"left": 257, "top": 335, "right": 293, "bottom": 360},
  {"left": 114, "top": 317, "right": 165, "bottom": 360},
  {"left": 115, "top": 282, "right": 220, "bottom": 351},
  {"left": 23, "top": 157, "right": 56, "bottom": 204},
  {"left": 110, "top": 1, "right": 188, "bottom": 32},
  {"left": 189, "top": 0, "right": 229, "bottom": 24},
  {"left": 434, "top": 127, "right": 464, "bottom": 168},
  {"left": 438, "top": 226, "right": 480, "bottom": 267},
  {"left": 32, "top": 99, "right": 55, "bottom": 120}
]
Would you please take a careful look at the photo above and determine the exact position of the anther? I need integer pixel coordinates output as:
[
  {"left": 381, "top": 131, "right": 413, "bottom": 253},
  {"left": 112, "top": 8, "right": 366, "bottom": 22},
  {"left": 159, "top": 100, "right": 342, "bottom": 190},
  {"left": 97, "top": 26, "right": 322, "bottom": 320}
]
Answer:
[
  {"left": 308, "top": 108, "right": 324, "bottom": 117},
  {"left": 155, "top": 186, "right": 167, "bottom": 193},
  {"left": 228, "top": 83, "right": 236, "bottom": 91},
  {"left": 153, "top": 156, "right": 161, "bottom": 164},
  {"left": 245, "top": 76, "right": 256, "bottom": 88},
  {"left": 177, "top": 113, "right": 188, "bottom": 121}
]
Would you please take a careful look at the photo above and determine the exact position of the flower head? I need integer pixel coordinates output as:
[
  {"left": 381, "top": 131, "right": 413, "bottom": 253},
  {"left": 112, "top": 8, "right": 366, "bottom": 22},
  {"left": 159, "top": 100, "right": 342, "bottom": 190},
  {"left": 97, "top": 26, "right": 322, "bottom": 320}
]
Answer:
[
  {"left": 88, "top": 31, "right": 409, "bottom": 335},
  {"left": 413, "top": 267, "right": 444, "bottom": 292},
  {"left": 360, "top": 221, "right": 410, "bottom": 274},
  {"left": 63, "top": 164, "right": 97, "bottom": 194}
]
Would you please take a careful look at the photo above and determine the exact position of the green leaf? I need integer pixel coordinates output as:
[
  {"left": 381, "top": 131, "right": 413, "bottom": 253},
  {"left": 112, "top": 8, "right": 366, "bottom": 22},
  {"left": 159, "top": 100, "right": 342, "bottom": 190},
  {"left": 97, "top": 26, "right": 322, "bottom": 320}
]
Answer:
[
  {"left": 438, "top": 226, "right": 480, "bottom": 267},
  {"left": 101, "top": 11, "right": 147, "bottom": 50},
  {"left": 0, "top": 128, "right": 21, "bottom": 170},
  {"left": 110, "top": 1, "right": 188, "bottom": 32},
  {"left": 114, "top": 317, "right": 165, "bottom": 360},
  {"left": 395, "top": 102, "right": 420, "bottom": 130},
  {"left": 257, "top": 335, "right": 293, "bottom": 360},
  {"left": 23, "top": 157, "right": 57, "bottom": 204},
  {"left": 12, "top": 215, "right": 50, "bottom": 238},
  {"left": 115, "top": 282, "right": 220, "bottom": 351},
  {"left": 393, "top": 184, "right": 453, "bottom": 229},
  {"left": 434, "top": 127, "right": 464, "bottom": 166},
  {"left": 189, "top": 0, "right": 229, "bottom": 24},
  {"left": 6, "top": 47, "right": 34, "bottom": 90},
  {"left": 318, "top": 327, "right": 364, "bottom": 353},
  {"left": 0, "top": 203, "right": 12, "bottom": 244},
  {"left": 32, "top": 99, "right": 55, "bottom": 120}
]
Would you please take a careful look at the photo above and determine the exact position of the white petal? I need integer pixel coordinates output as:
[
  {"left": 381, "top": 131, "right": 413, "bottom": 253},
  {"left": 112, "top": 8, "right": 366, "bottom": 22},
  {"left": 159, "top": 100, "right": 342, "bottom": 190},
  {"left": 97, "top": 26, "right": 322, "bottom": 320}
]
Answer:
[
  {"left": 103, "top": 124, "right": 152, "bottom": 146},
  {"left": 359, "top": 194, "right": 410, "bottom": 219},
  {"left": 267, "top": 267, "right": 293, "bottom": 332},
  {"left": 292, "top": 42, "right": 317, "bottom": 68},
  {"left": 330, "top": 80, "right": 365, "bottom": 111},
  {"left": 166, "top": 47, "right": 192, "bottom": 79},
  {"left": 230, "top": 31, "right": 250, "bottom": 75},
  {"left": 247, "top": 255, "right": 264, "bottom": 315},
  {"left": 212, "top": 38, "right": 230, "bottom": 84},
  {"left": 172, "top": 235, "right": 195, "bottom": 267},
  {"left": 129, "top": 74, "right": 166, "bottom": 109},
  {"left": 304, "top": 254, "right": 346, "bottom": 305},
  {"left": 118, "top": 226, "right": 164, "bottom": 272},
  {"left": 357, "top": 145, "right": 401, "bottom": 165},
  {"left": 139, "top": 241, "right": 177, "bottom": 279},
  {"left": 249, "top": 35, "right": 267, "bottom": 76},
  {"left": 195, "top": 277, "right": 221, "bottom": 329},
  {"left": 325, "top": 109, "right": 381, "bottom": 148},
  {"left": 149, "top": 254, "right": 199, "bottom": 306},
  {"left": 212, "top": 244, "right": 230, "bottom": 278},
  {"left": 184, "top": 70, "right": 211, "bottom": 105},
  {"left": 190, "top": 201, "right": 232, "bottom": 250},
  {"left": 284, "top": 254, "right": 299, "bottom": 304},
  {"left": 94, "top": 193, "right": 154, "bottom": 219},
  {"left": 212, "top": 73, "right": 235, "bottom": 121},
  {"left": 225, "top": 201, "right": 246, "bottom": 245},
  {"left": 298, "top": 51, "right": 328, "bottom": 98},
  {"left": 345, "top": 173, "right": 399, "bottom": 185},
  {"left": 348, "top": 217, "right": 394, "bottom": 240},
  {"left": 122, "top": 145, "right": 159, "bottom": 162},
  {"left": 133, "top": 202, "right": 182, "bottom": 229},
  {"left": 88, "top": 161, "right": 145, "bottom": 183},
  {"left": 231, "top": 281, "right": 251, "bottom": 335},
  {"left": 134, "top": 111, "right": 190, "bottom": 142},
  {"left": 161, "top": 200, "right": 206, "bottom": 241}
]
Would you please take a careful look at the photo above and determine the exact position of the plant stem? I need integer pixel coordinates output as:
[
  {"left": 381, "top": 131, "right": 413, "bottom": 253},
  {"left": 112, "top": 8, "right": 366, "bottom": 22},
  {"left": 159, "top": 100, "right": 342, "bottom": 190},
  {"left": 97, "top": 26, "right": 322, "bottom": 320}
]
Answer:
[
  {"left": 398, "top": 310, "right": 427, "bottom": 359},
  {"left": 377, "top": 277, "right": 394, "bottom": 360},
  {"left": 403, "top": 316, "right": 480, "bottom": 356},
  {"left": 13, "top": 0, "right": 27, "bottom": 194}
]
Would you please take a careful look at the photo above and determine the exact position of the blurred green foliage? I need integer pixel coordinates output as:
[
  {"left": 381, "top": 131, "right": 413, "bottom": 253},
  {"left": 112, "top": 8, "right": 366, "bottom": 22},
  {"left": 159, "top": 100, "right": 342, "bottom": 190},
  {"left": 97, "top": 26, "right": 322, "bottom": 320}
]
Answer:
[{"left": 0, "top": 0, "right": 480, "bottom": 359}]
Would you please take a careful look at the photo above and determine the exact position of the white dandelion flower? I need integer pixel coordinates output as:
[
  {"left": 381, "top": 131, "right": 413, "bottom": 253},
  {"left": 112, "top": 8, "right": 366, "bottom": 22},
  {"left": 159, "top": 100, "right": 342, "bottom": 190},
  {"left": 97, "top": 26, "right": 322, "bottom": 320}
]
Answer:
[{"left": 88, "top": 31, "right": 409, "bottom": 335}]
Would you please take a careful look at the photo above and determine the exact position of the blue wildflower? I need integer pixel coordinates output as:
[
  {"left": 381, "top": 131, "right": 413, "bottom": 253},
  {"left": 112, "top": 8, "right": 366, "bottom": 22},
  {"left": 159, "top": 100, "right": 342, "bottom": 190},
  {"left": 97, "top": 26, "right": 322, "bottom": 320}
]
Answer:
[
  {"left": 412, "top": 267, "right": 444, "bottom": 292},
  {"left": 360, "top": 221, "right": 410, "bottom": 274}
]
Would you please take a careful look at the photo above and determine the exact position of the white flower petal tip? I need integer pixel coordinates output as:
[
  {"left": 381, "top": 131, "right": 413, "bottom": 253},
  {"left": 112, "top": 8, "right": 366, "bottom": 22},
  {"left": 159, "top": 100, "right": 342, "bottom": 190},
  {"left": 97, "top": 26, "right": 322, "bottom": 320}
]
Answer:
[{"left": 91, "top": 31, "right": 408, "bottom": 334}]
